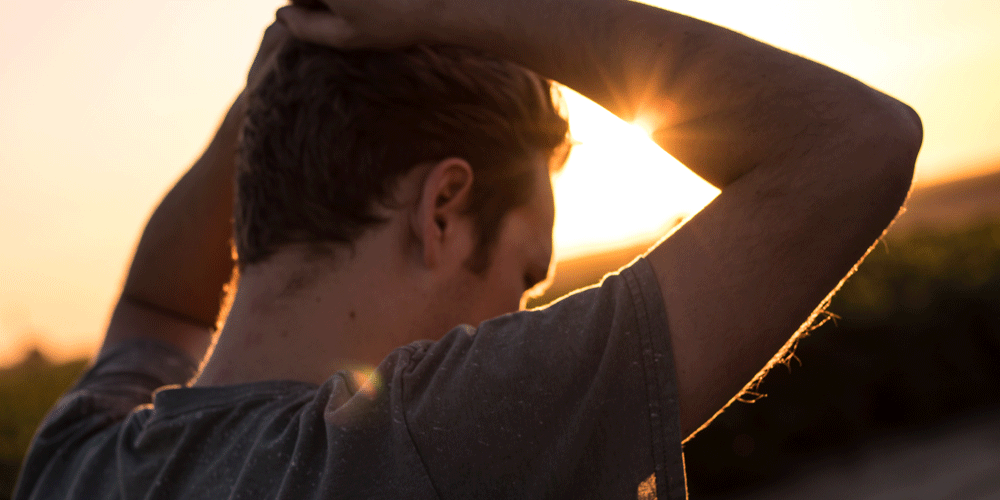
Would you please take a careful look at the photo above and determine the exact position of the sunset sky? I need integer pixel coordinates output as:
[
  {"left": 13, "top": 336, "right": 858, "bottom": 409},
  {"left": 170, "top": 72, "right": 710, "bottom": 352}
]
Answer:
[{"left": 2, "top": 0, "right": 999, "bottom": 366}]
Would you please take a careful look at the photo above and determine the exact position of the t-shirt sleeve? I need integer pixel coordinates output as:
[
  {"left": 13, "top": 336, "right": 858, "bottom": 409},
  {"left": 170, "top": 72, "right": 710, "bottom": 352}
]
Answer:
[
  {"left": 14, "top": 339, "right": 198, "bottom": 499},
  {"left": 398, "top": 257, "right": 686, "bottom": 500}
]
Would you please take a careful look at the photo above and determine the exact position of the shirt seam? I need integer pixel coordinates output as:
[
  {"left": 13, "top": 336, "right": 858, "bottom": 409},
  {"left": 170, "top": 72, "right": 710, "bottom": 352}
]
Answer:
[
  {"left": 395, "top": 345, "right": 447, "bottom": 500},
  {"left": 624, "top": 259, "right": 686, "bottom": 500}
]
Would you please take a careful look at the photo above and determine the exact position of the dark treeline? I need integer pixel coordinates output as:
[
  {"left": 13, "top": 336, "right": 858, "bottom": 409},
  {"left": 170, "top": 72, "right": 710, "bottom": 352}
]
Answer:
[
  {"left": 0, "top": 354, "right": 88, "bottom": 499},
  {"left": 684, "top": 219, "right": 1000, "bottom": 497}
]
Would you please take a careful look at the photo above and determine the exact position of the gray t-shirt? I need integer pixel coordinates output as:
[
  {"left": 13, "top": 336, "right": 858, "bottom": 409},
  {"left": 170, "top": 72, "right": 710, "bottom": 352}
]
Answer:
[{"left": 15, "top": 258, "right": 686, "bottom": 499}]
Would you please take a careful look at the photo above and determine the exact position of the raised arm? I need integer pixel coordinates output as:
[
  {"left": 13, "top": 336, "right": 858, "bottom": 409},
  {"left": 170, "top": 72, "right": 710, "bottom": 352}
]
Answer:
[
  {"left": 100, "top": 23, "right": 290, "bottom": 362},
  {"left": 279, "top": 0, "right": 922, "bottom": 438}
]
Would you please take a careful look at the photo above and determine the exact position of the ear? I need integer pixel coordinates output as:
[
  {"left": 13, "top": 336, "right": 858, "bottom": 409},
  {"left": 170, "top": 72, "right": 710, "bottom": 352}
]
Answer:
[{"left": 411, "top": 158, "right": 475, "bottom": 269}]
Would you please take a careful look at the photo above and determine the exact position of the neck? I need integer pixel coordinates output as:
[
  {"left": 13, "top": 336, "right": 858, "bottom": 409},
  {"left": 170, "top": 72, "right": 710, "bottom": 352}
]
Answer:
[{"left": 195, "top": 242, "right": 426, "bottom": 387}]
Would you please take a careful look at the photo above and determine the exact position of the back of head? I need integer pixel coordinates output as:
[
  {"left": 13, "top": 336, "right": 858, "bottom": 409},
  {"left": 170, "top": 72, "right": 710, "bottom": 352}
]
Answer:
[{"left": 236, "top": 39, "right": 570, "bottom": 272}]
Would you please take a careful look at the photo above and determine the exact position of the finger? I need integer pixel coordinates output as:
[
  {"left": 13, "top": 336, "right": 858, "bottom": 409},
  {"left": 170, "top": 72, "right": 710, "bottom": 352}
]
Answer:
[
  {"left": 288, "top": 0, "right": 327, "bottom": 9},
  {"left": 246, "top": 22, "right": 291, "bottom": 87},
  {"left": 276, "top": 6, "right": 360, "bottom": 48},
  {"left": 258, "top": 22, "right": 291, "bottom": 58}
]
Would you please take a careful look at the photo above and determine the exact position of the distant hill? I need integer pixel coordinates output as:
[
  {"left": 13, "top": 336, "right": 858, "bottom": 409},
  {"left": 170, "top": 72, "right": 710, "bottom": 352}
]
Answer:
[
  {"left": 893, "top": 166, "right": 1000, "bottom": 233},
  {"left": 529, "top": 166, "right": 1000, "bottom": 309}
]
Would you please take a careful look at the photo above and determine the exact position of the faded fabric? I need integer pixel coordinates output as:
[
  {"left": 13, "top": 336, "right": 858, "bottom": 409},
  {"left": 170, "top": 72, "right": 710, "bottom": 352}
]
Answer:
[{"left": 15, "top": 258, "right": 686, "bottom": 499}]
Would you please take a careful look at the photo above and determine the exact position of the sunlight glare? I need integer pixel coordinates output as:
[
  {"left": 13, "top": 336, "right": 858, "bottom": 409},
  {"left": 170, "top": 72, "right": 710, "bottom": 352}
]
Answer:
[{"left": 552, "top": 87, "right": 720, "bottom": 260}]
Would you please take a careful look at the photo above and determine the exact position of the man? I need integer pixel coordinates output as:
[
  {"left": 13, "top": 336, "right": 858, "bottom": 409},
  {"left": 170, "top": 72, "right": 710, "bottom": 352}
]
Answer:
[{"left": 15, "top": 0, "right": 921, "bottom": 499}]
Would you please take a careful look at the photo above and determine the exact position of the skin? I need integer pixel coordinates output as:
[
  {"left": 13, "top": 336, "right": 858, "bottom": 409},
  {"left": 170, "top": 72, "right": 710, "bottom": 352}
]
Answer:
[
  {"left": 195, "top": 158, "right": 556, "bottom": 385},
  {"left": 103, "top": 0, "right": 922, "bottom": 444}
]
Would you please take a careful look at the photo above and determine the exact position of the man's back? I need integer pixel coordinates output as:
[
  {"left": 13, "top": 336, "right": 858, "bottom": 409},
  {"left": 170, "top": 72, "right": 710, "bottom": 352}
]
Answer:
[{"left": 17, "top": 264, "right": 686, "bottom": 499}]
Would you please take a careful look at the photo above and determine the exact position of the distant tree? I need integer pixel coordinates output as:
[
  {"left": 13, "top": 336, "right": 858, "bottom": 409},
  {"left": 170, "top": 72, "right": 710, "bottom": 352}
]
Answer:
[{"left": 0, "top": 352, "right": 88, "bottom": 500}]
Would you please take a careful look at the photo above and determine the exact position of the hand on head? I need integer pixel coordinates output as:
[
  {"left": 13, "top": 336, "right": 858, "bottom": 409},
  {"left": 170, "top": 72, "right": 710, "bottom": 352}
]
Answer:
[
  {"left": 278, "top": 0, "right": 440, "bottom": 50},
  {"left": 243, "top": 21, "right": 293, "bottom": 102}
]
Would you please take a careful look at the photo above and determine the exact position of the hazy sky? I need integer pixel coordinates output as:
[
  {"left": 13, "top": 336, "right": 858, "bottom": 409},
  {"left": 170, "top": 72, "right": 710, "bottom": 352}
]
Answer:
[{"left": 2, "top": 0, "right": 998, "bottom": 365}]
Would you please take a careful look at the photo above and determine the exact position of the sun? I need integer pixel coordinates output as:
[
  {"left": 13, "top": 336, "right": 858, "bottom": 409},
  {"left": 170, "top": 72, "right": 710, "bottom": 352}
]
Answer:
[{"left": 551, "top": 87, "right": 719, "bottom": 260}]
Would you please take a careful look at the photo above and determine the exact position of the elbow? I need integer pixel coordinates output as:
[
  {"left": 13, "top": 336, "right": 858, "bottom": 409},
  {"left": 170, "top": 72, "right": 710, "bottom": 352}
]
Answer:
[
  {"left": 882, "top": 99, "right": 924, "bottom": 178},
  {"left": 850, "top": 98, "right": 923, "bottom": 215},
  {"left": 894, "top": 101, "right": 924, "bottom": 154}
]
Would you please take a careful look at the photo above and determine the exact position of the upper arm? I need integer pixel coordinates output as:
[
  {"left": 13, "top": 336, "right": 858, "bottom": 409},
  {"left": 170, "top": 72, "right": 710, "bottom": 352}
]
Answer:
[
  {"left": 648, "top": 107, "right": 921, "bottom": 438},
  {"left": 101, "top": 296, "right": 215, "bottom": 364}
]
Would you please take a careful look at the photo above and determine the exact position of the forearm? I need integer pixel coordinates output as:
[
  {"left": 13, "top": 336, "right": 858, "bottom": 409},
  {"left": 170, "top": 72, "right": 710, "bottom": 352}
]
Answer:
[
  {"left": 430, "top": 0, "right": 919, "bottom": 187},
  {"left": 107, "top": 98, "right": 242, "bottom": 346}
]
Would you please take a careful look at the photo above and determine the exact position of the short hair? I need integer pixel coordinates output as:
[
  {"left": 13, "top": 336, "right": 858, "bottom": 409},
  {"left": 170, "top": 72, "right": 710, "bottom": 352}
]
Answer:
[{"left": 235, "top": 40, "right": 571, "bottom": 272}]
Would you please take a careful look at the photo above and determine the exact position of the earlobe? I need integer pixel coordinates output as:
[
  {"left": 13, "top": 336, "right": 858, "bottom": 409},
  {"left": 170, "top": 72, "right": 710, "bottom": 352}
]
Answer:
[{"left": 414, "top": 158, "right": 474, "bottom": 269}]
